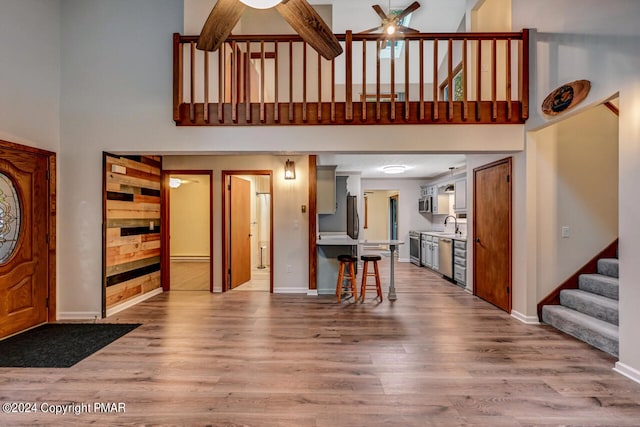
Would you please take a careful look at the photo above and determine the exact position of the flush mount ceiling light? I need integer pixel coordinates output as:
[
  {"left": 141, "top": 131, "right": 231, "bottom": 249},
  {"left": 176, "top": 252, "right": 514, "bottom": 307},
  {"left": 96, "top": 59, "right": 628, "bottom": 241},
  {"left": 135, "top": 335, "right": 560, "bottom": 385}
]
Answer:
[
  {"left": 169, "top": 178, "right": 183, "bottom": 188},
  {"left": 239, "top": 0, "right": 282, "bottom": 9},
  {"left": 382, "top": 165, "right": 408, "bottom": 174}
]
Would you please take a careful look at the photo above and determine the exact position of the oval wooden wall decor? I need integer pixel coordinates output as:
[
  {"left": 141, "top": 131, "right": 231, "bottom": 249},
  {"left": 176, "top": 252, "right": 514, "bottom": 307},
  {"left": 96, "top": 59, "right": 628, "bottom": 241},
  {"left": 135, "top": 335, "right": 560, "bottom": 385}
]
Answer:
[{"left": 542, "top": 80, "right": 591, "bottom": 116}]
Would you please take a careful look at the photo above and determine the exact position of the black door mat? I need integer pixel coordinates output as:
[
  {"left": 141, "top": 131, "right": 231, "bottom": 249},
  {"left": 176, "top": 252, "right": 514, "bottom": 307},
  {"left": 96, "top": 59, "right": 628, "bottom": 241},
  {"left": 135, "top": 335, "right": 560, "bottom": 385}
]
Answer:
[{"left": 0, "top": 323, "right": 140, "bottom": 368}]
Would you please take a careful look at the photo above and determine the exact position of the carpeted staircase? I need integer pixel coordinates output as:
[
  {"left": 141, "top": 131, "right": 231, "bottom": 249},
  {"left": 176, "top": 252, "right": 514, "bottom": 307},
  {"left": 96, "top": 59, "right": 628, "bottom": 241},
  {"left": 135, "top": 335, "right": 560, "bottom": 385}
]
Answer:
[{"left": 542, "top": 257, "right": 619, "bottom": 356}]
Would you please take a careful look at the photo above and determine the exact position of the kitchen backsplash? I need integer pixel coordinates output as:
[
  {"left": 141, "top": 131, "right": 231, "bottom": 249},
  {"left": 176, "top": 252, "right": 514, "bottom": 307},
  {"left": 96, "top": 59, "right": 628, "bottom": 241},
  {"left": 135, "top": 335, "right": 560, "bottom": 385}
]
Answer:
[{"left": 432, "top": 214, "right": 468, "bottom": 235}]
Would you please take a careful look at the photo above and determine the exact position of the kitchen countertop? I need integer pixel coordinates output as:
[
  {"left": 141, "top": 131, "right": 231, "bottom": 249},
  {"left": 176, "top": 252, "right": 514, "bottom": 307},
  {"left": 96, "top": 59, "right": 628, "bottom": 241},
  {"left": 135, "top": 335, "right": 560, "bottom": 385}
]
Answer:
[
  {"left": 316, "top": 235, "right": 359, "bottom": 245},
  {"left": 421, "top": 231, "right": 467, "bottom": 241}
]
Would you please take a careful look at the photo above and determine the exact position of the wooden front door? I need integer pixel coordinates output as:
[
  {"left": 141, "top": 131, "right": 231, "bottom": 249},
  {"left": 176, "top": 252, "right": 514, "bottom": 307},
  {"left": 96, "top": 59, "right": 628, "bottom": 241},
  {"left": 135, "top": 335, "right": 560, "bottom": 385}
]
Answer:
[
  {"left": 0, "top": 145, "right": 50, "bottom": 338},
  {"left": 229, "top": 176, "right": 251, "bottom": 288},
  {"left": 473, "top": 157, "right": 512, "bottom": 312}
]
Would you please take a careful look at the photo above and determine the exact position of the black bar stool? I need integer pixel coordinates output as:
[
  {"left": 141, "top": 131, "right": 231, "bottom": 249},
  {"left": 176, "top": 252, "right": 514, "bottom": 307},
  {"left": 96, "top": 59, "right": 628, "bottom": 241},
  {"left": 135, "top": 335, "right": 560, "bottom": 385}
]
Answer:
[
  {"left": 336, "top": 254, "right": 358, "bottom": 302},
  {"left": 360, "top": 254, "right": 383, "bottom": 302}
]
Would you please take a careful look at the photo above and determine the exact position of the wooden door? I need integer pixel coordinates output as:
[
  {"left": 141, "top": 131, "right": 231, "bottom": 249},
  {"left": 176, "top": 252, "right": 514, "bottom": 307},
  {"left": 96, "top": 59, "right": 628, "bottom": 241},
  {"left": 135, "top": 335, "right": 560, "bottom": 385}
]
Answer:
[
  {"left": 229, "top": 176, "right": 251, "bottom": 288},
  {"left": 0, "top": 146, "right": 49, "bottom": 338},
  {"left": 473, "top": 158, "right": 512, "bottom": 312}
]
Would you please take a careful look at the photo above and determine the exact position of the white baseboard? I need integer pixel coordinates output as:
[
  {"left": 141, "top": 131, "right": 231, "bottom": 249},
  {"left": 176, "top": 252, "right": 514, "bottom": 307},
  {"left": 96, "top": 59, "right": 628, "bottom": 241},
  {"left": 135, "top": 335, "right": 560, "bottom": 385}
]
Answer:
[
  {"left": 306, "top": 290, "right": 318, "bottom": 296},
  {"left": 614, "top": 361, "right": 640, "bottom": 385},
  {"left": 106, "top": 288, "right": 163, "bottom": 317},
  {"left": 170, "top": 256, "right": 210, "bottom": 262},
  {"left": 58, "top": 311, "right": 101, "bottom": 321},
  {"left": 511, "top": 310, "right": 540, "bottom": 325},
  {"left": 398, "top": 257, "right": 409, "bottom": 263}
]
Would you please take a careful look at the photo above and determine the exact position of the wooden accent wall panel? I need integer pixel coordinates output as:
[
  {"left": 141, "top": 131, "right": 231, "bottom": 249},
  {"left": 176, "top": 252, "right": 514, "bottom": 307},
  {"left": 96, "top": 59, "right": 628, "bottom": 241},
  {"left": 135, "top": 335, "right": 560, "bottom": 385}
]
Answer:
[{"left": 103, "top": 154, "right": 162, "bottom": 314}]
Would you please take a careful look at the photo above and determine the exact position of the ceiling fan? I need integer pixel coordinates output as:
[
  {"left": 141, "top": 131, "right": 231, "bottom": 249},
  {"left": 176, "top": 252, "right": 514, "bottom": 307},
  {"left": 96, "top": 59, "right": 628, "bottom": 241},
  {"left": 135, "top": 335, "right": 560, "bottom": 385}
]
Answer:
[
  {"left": 197, "top": 0, "right": 343, "bottom": 60},
  {"left": 360, "top": 1, "right": 421, "bottom": 36}
]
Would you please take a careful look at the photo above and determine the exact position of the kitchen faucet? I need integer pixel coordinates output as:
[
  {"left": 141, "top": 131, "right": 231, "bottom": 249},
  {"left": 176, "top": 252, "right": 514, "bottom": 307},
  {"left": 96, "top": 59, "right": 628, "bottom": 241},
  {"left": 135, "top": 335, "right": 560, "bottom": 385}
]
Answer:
[{"left": 444, "top": 215, "right": 459, "bottom": 234}]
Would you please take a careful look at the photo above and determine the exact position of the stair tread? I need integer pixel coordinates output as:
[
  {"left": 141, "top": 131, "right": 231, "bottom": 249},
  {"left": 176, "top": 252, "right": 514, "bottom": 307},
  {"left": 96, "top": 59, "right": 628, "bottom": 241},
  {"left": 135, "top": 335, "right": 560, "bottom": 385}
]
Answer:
[
  {"left": 560, "top": 289, "right": 618, "bottom": 325},
  {"left": 579, "top": 274, "right": 619, "bottom": 300},
  {"left": 542, "top": 305, "right": 618, "bottom": 356},
  {"left": 597, "top": 258, "right": 619, "bottom": 278},
  {"left": 560, "top": 288, "right": 618, "bottom": 307}
]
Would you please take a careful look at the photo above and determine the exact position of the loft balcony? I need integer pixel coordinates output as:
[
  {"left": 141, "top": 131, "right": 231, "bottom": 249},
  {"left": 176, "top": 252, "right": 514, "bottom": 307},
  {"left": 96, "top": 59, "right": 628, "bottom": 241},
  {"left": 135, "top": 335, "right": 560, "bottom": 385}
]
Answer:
[{"left": 173, "top": 30, "right": 529, "bottom": 126}]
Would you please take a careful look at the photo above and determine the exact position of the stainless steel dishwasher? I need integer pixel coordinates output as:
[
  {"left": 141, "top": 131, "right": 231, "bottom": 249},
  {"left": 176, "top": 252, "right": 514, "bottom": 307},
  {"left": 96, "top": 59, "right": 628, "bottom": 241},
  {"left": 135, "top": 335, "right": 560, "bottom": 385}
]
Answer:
[{"left": 438, "top": 237, "right": 453, "bottom": 280}]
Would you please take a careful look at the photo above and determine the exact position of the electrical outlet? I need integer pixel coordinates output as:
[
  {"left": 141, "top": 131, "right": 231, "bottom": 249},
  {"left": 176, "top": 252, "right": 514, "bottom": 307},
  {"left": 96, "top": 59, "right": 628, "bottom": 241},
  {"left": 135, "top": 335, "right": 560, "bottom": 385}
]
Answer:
[
  {"left": 561, "top": 226, "right": 570, "bottom": 238},
  {"left": 286, "top": 265, "right": 292, "bottom": 273}
]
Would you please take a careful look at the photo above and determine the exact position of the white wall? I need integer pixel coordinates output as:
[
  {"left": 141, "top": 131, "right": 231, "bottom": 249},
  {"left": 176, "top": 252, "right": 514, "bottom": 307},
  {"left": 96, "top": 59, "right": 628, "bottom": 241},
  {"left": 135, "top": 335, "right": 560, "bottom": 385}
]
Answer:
[
  {"left": 169, "top": 174, "right": 211, "bottom": 258},
  {"left": 361, "top": 178, "right": 433, "bottom": 261},
  {"left": 163, "top": 154, "right": 309, "bottom": 293},
  {"left": 0, "top": 0, "right": 60, "bottom": 152},
  {"left": 511, "top": 0, "right": 640, "bottom": 379},
  {"left": 533, "top": 104, "right": 618, "bottom": 300}
]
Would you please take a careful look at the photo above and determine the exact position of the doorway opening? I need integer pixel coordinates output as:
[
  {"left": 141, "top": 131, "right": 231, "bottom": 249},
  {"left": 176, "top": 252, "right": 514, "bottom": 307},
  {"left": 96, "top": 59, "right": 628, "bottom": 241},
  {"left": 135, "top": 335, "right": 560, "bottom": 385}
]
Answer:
[
  {"left": 162, "top": 170, "right": 213, "bottom": 292},
  {"left": 222, "top": 171, "right": 273, "bottom": 292}
]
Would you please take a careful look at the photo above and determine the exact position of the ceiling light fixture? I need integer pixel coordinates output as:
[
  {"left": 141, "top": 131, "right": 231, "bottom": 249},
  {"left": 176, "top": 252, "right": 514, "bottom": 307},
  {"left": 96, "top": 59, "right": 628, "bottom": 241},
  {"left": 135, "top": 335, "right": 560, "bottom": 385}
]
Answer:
[
  {"left": 382, "top": 165, "right": 408, "bottom": 174},
  {"left": 239, "top": 0, "right": 283, "bottom": 9},
  {"left": 169, "top": 178, "right": 182, "bottom": 188}
]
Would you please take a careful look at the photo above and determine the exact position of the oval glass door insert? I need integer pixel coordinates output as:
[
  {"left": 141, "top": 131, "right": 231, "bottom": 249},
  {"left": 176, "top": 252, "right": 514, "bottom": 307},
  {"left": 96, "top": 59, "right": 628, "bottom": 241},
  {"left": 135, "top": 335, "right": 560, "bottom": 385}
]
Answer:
[{"left": 0, "top": 172, "right": 21, "bottom": 263}]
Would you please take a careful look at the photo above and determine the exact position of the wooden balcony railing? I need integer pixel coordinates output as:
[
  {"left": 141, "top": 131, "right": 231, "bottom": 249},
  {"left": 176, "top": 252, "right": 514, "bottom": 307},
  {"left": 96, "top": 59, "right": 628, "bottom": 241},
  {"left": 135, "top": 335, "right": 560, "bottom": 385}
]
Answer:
[{"left": 173, "top": 30, "right": 529, "bottom": 126}]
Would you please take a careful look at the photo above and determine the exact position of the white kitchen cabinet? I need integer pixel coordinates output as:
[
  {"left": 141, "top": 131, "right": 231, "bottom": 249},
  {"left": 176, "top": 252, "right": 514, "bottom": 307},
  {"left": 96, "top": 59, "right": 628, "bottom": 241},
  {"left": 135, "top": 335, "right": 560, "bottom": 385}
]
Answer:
[
  {"left": 454, "top": 178, "right": 467, "bottom": 213},
  {"left": 432, "top": 192, "right": 452, "bottom": 215},
  {"left": 419, "top": 185, "right": 432, "bottom": 198},
  {"left": 317, "top": 165, "right": 337, "bottom": 214},
  {"left": 453, "top": 239, "right": 466, "bottom": 286}
]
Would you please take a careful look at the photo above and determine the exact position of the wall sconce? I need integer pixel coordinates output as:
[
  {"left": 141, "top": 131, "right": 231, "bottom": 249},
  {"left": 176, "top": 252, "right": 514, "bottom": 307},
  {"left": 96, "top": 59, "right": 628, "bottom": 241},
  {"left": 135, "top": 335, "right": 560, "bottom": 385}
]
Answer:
[{"left": 284, "top": 159, "right": 296, "bottom": 180}]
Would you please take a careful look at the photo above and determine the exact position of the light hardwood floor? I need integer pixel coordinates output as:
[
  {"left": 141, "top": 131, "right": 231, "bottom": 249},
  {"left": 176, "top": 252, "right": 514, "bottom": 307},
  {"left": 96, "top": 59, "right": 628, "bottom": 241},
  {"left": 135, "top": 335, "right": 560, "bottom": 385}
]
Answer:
[{"left": 3, "top": 259, "right": 640, "bottom": 426}]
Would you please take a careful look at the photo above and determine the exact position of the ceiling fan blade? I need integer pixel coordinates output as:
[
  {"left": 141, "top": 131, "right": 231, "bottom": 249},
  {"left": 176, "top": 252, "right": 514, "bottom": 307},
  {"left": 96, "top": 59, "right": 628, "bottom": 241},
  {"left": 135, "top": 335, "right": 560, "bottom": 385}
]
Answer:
[
  {"left": 197, "top": 0, "right": 246, "bottom": 51},
  {"left": 275, "top": 0, "right": 343, "bottom": 60},
  {"left": 394, "top": 1, "right": 421, "bottom": 22},
  {"left": 396, "top": 25, "right": 420, "bottom": 34},
  {"left": 372, "top": 4, "right": 389, "bottom": 21},
  {"left": 358, "top": 25, "right": 384, "bottom": 34}
]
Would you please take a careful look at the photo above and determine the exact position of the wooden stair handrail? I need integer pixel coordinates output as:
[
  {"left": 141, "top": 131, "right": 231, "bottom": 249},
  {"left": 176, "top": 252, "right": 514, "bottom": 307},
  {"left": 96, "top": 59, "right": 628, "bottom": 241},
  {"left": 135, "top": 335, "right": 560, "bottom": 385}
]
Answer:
[{"left": 537, "top": 239, "right": 619, "bottom": 321}]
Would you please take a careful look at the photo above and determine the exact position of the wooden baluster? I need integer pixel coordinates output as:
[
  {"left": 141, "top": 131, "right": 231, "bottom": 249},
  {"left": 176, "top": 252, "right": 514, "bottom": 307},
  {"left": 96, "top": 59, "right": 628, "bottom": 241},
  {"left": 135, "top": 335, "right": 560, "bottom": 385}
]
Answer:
[
  {"left": 362, "top": 39, "right": 367, "bottom": 121},
  {"left": 303, "top": 43, "right": 307, "bottom": 122},
  {"left": 331, "top": 58, "right": 335, "bottom": 122},
  {"left": 204, "top": 50, "right": 209, "bottom": 123},
  {"left": 520, "top": 29, "right": 530, "bottom": 120},
  {"left": 172, "top": 34, "right": 183, "bottom": 123},
  {"left": 462, "top": 38, "right": 468, "bottom": 121},
  {"left": 419, "top": 39, "right": 424, "bottom": 121},
  {"left": 447, "top": 38, "right": 453, "bottom": 121},
  {"left": 376, "top": 40, "right": 381, "bottom": 121},
  {"left": 246, "top": 41, "right": 251, "bottom": 123},
  {"left": 506, "top": 38, "right": 512, "bottom": 121},
  {"left": 476, "top": 39, "right": 482, "bottom": 121},
  {"left": 289, "top": 41, "right": 294, "bottom": 122},
  {"left": 260, "top": 40, "right": 266, "bottom": 123},
  {"left": 317, "top": 51, "right": 322, "bottom": 122},
  {"left": 232, "top": 41, "right": 237, "bottom": 123},
  {"left": 190, "top": 41, "right": 196, "bottom": 122},
  {"left": 492, "top": 38, "right": 497, "bottom": 121},
  {"left": 345, "top": 31, "right": 353, "bottom": 121},
  {"left": 433, "top": 38, "right": 439, "bottom": 121},
  {"left": 404, "top": 38, "right": 410, "bottom": 121},
  {"left": 218, "top": 43, "right": 224, "bottom": 123},
  {"left": 274, "top": 41, "right": 279, "bottom": 123},
  {"left": 389, "top": 40, "right": 396, "bottom": 121},
  {"left": 390, "top": 39, "right": 395, "bottom": 121}
]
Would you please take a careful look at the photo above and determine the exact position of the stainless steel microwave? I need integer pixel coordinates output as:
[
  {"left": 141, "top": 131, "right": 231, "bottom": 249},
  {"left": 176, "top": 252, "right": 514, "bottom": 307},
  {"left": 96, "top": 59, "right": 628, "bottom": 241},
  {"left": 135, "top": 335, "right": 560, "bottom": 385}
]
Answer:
[{"left": 418, "top": 196, "right": 432, "bottom": 213}]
